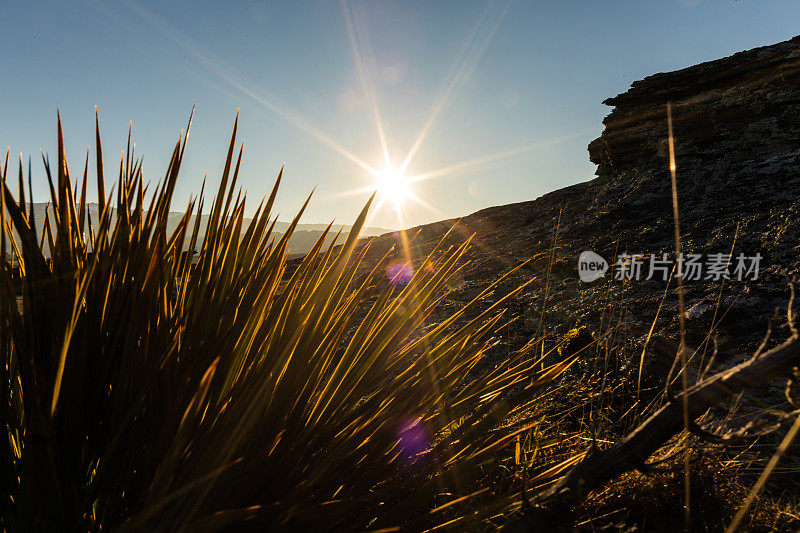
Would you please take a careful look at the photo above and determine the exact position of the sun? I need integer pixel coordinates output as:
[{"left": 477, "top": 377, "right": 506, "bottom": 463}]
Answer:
[{"left": 374, "top": 165, "right": 411, "bottom": 208}]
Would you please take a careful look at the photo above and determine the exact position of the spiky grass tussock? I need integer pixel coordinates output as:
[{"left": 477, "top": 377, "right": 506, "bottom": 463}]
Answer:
[{"left": 0, "top": 111, "right": 576, "bottom": 531}]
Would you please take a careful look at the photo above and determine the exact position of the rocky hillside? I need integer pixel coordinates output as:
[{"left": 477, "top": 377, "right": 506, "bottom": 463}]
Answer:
[{"left": 354, "top": 35, "right": 800, "bottom": 385}]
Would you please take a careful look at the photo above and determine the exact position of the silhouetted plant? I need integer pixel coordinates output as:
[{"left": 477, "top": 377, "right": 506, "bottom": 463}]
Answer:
[{"left": 0, "top": 112, "right": 575, "bottom": 531}]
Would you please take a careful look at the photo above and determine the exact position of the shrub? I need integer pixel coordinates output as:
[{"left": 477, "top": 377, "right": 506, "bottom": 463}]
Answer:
[{"left": 0, "top": 112, "right": 575, "bottom": 531}]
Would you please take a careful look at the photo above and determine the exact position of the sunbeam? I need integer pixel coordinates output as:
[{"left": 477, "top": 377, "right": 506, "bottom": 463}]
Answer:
[
  {"left": 399, "top": 1, "right": 514, "bottom": 174},
  {"left": 343, "top": 0, "right": 392, "bottom": 167},
  {"left": 122, "top": 0, "right": 377, "bottom": 176},
  {"left": 409, "top": 127, "right": 597, "bottom": 184}
]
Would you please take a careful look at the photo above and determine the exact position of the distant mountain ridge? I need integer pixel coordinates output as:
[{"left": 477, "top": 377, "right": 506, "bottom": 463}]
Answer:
[{"left": 7, "top": 202, "right": 388, "bottom": 256}]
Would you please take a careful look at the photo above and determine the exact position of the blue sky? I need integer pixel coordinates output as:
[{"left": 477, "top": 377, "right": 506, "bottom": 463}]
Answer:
[{"left": 2, "top": 1, "right": 800, "bottom": 229}]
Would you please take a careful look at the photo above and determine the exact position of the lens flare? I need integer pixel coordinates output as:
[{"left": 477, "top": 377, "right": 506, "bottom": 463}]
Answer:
[
  {"left": 387, "top": 261, "right": 414, "bottom": 287},
  {"left": 396, "top": 418, "right": 428, "bottom": 459}
]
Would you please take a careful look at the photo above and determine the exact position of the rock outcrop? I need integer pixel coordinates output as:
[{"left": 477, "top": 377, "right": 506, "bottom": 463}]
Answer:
[{"left": 586, "top": 34, "right": 800, "bottom": 273}]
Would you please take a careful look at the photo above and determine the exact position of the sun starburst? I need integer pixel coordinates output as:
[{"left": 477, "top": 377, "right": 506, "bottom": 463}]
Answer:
[{"left": 374, "top": 165, "right": 411, "bottom": 208}]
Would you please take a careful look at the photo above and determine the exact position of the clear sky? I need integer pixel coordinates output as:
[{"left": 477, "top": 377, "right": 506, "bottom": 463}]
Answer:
[{"left": 2, "top": 1, "right": 800, "bottom": 229}]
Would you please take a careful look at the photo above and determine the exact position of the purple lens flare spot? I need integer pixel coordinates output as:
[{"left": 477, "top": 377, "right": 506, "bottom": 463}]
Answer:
[
  {"left": 387, "top": 261, "right": 414, "bottom": 287},
  {"left": 397, "top": 418, "right": 428, "bottom": 459}
]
